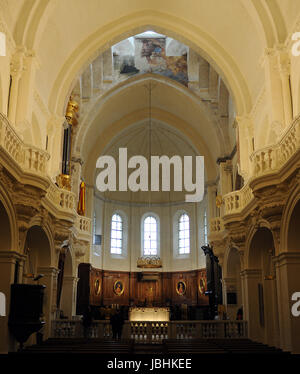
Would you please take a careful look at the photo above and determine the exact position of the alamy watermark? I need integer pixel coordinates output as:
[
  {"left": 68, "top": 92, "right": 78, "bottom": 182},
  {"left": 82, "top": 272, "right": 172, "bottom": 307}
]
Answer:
[
  {"left": 291, "top": 292, "right": 300, "bottom": 317},
  {"left": 95, "top": 148, "right": 204, "bottom": 202}
]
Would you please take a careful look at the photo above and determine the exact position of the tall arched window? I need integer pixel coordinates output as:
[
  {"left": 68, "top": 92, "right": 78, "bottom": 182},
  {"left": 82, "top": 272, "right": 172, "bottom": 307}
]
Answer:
[
  {"left": 178, "top": 213, "right": 190, "bottom": 254},
  {"left": 143, "top": 216, "right": 158, "bottom": 256},
  {"left": 110, "top": 214, "right": 123, "bottom": 254}
]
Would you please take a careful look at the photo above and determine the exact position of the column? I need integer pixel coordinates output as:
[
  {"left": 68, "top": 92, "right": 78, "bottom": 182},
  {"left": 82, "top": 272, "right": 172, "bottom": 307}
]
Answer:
[
  {"left": 60, "top": 276, "right": 79, "bottom": 318},
  {"left": 235, "top": 115, "right": 253, "bottom": 180},
  {"left": 70, "top": 156, "right": 83, "bottom": 197},
  {"left": 0, "top": 251, "right": 22, "bottom": 353},
  {"left": 47, "top": 115, "right": 65, "bottom": 179},
  {"left": 15, "top": 50, "right": 39, "bottom": 127},
  {"left": 279, "top": 58, "right": 293, "bottom": 126},
  {"left": 102, "top": 48, "right": 113, "bottom": 83},
  {"left": 208, "top": 65, "right": 218, "bottom": 102},
  {"left": 37, "top": 266, "right": 59, "bottom": 339},
  {"left": 188, "top": 49, "right": 199, "bottom": 90},
  {"left": 241, "top": 269, "right": 263, "bottom": 342},
  {"left": 275, "top": 252, "right": 300, "bottom": 353},
  {"left": 8, "top": 47, "right": 25, "bottom": 125},
  {"left": 222, "top": 277, "right": 237, "bottom": 320},
  {"left": 218, "top": 161, "right": 232, "bottom": 216},
  {"left": 263, "top": 48, "right": 285, "bottom": 129},
  {"left": 207, "top": 184, "right": 217, "bottom": 221}
]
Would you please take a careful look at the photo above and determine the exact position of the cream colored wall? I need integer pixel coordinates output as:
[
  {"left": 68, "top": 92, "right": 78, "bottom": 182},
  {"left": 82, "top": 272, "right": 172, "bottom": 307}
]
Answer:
[
  {"left": 1, "top": 0, "right": 299, "bottom": 181},
  {"left": 1, "top": 0, "right": 300, "bottom": 354},
  {"left": 91, "top": 195, "right": 206, "bottom": 272}
]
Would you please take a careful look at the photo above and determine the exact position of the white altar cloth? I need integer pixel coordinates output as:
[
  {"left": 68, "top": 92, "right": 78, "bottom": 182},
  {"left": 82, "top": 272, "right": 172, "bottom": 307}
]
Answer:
[{"left": 129, "top": 307, "right": 170, "bottom": 321}]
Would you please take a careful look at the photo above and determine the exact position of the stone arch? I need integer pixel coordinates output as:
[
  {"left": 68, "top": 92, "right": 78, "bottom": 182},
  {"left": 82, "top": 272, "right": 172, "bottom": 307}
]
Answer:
[
  {"left": 281, "top": 179, "right": 300, "bottom": 252},
  {"left": 75, "top": 74, "right": 225, "bottom": 166},
  {"left": 23, "top": 225, "right": 52, "bottom": 276},
  {"left": 22, "top": 224, "right": 54, "bottom": 338},
  {"left": 0, "top": 182, "right": 18, "bottom": 252},
  {"left": 244, "top": 226, "right": 279, "bottom": 347},
  {"left": 13, "top": 0, "right": 55, "bottom": 50},
  {"left": 287, "top": 199, "right": 300, "bottom": 252},
  {"left": 0, "top": 200, "right": 12, "bottom": 252},
  {"left": 241, "top": 0, "right": 287, "bottom": 47},
  {"left": 48, "top": 11, "right": 252, "bottom": 117}
]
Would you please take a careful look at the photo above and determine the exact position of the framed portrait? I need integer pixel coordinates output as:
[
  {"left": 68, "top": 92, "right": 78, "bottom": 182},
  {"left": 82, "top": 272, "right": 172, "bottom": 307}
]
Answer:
[
  {"left": 198, "top": 277, "right": 206, "bottom": 295},
  {"left": 94, "top": 278, "right": 101, "bottom": 295},
  {"left": 176, "top": 281, "right": 186, "bottom": 296},
  {"left": 113, "top": 280, "right": 124, "bottom": 296}
]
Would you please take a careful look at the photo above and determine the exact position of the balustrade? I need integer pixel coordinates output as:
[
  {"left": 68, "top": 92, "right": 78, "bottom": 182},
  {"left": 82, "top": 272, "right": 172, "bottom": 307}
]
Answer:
[
  {"left": 250, "top": 114, "right": 300, "bottom": 177},
  {"left": 210, "top": 218, "right": 224, "bottom": 233},
  {"left": 0, "top": 113, "right": 50, "bottom": 176},
  {"left": 51, "top": 320, "right": 248, "bottom": 341},
  {"left": 223, "top": 184, "right": 254, "bottom": 216}
]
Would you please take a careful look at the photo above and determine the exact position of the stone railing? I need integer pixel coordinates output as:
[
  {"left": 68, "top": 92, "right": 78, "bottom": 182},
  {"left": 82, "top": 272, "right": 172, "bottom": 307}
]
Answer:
[
  {"left": 221, "top": 116, "right": 300, "bottom": 218},
  {"left": 45, "top": 183, "right": 76, "bottom": 214},
  {"left": 210, "top": 217, "right": 224, "bottom": 233},
  {"left": 74, "top": 215, "right": 92, "bottom": 240},
  {"left": 0, "top": 113, "right": 50, "bottom": 176},
  {"left": 76, "top": 215, "right": 91, "bottom": 233},
  {"left": 250, "top": 114, "right": 300, "bottom": 177},
  {"left": 51, "top": 320, "right": 248, "bottom": 341},
  {"left": 223, "top": 184, "right": 254, "bottom": 216}
]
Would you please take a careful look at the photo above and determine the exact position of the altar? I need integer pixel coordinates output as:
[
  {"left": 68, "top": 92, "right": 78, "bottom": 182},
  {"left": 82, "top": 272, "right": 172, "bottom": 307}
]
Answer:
[{"left": 129, "top": 307, "right": 170, "bottom": 321}]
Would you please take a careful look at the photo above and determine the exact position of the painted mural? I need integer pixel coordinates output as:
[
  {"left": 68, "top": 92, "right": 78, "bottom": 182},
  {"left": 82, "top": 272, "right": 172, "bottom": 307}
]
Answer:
[{"left": 113, "top": 36, "right": 188, "bottom": 86}]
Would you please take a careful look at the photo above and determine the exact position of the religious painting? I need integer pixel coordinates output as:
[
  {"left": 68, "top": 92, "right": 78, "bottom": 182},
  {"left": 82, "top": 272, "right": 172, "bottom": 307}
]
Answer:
[
  {"left": 113, "top": 280, "right": 124, "bottom": 296},
  {"left": 198, "top": 277, "right": 206, "bottom": 295},
  {"left": 176, "top": 281, "right": 186, "bottom": 296},
  {"left": 94, "top": 278, "right": 101, "bottom": 295},
  {"left": 136, "top": 37, "right": 188, "bottom": 86},
  {"left": 113, "top": 36, "right": 188, "bottom": 86}
]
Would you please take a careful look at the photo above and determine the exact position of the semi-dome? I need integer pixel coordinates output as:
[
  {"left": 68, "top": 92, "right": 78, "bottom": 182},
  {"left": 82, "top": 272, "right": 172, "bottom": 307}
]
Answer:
[{"left": 94, "top": 119, "right": 202, "bottom": 205}]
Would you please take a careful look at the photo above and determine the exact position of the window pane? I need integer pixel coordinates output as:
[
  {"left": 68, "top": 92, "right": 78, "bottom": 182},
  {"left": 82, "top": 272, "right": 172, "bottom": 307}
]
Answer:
[
  {"left": 111, "top": 214, "right": 123, "bottom": 254},
  {"left": 178, "top": 213, "right": 190, "bottom": 254},
  {"left": 143, "top": 215, "right": 158, "bottom": 256}
]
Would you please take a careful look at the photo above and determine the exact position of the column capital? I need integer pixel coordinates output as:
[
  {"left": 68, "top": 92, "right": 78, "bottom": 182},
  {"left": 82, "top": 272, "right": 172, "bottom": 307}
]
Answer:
[
  {"left": 274, "top": 251, "right": 300, "bottom": 267},
  {"left": 37, "top": 266, "right": 59, "bottom": 277},
  {"left": 240, "top": 268, "right": 262, "bottom": 278},
  {"left": 10, "top": 46, "right": 27, "bottom": 78}
]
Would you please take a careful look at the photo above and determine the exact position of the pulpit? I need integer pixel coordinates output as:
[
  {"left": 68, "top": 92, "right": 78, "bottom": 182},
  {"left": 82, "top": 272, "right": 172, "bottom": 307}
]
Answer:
[{"left": 8, "top": 284, "right": 45, "bottom": 349}]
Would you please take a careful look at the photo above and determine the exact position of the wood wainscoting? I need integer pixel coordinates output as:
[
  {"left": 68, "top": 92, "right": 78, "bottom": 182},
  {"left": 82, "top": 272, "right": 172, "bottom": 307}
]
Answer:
[{"left": 76, "top": 264, "right": 208, "bottom": 313}]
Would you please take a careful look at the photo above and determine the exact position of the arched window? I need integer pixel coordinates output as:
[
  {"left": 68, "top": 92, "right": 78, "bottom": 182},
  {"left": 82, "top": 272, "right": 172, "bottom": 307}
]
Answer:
[
  {"left": 143, "top": 216, "right": 158, "bottom": 256},
  {"left": 110, "top": 214, "right": 123, "bottom": 254},
  {"left": 178, "top": 213, "right": 190, "bottom": 254}
]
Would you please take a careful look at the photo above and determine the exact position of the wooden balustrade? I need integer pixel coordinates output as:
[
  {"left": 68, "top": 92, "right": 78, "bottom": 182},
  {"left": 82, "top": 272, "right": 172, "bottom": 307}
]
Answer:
[{"left": 51, "top": 320, "right": 248, "bottom": 341}]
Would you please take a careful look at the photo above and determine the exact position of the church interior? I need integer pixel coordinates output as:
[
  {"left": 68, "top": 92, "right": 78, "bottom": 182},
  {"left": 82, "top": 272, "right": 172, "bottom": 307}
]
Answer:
[{"left": 0, "top": 0, "right": 299, "bottom": 356}]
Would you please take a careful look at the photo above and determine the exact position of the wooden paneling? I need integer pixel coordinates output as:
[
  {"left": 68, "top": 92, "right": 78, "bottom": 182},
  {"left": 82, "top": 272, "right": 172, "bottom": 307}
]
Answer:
[{"left": 77, "top": 264, "right": 209, "bottom": 310}]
